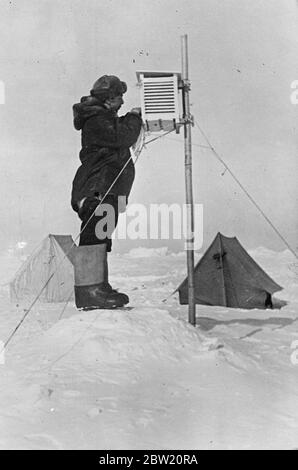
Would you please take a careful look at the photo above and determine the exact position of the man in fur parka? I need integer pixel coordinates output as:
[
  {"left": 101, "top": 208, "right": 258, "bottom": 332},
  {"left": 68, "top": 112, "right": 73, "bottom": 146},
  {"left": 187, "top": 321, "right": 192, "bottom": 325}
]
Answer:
[{"left": 71, "top": 75, "right": 142, "bottom": 310}]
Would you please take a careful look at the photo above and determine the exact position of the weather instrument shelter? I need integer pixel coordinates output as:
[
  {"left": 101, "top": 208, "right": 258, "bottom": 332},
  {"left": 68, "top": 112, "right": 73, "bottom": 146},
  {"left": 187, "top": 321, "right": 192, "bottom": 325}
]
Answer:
[{"left": 136, "top": 71, "right": 182, "bottom": 132}]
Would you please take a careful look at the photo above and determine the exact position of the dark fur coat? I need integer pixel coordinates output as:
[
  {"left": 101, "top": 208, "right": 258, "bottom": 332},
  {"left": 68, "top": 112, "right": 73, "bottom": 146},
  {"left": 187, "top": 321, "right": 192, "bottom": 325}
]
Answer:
[{"left": 71, "top": 96, "right": 142, "bottom": 213}]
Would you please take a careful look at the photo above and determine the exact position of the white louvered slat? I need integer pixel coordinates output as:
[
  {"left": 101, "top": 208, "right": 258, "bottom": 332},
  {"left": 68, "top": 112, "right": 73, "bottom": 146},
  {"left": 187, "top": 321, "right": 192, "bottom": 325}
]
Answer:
[
  {"left": 136, "top": 71, "right": 181, "bottom": 131},
  {"left": 141, "top": 75, "right": 180, "bottom": 121}
]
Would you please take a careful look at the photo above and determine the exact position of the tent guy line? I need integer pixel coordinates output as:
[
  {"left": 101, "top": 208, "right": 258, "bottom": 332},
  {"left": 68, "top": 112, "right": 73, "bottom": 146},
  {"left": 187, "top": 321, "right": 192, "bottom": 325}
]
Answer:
[
  {"left": 193, "top": 119, "right": 298, "bottom": 260},
  {"left": 58, "top": 290, "right": 74, "bottom": 320},
  {"left": 2, "top": 116, "right": 296, "bottom": 353},
  {"left": 163, "top": 121, "right": 297, "bottom": 260},
  {"left": 0, "top": 130, "right": 175, "bottom": 354},
  {"left": 1, "top": 157, "right": 137, "bottom": 352}
]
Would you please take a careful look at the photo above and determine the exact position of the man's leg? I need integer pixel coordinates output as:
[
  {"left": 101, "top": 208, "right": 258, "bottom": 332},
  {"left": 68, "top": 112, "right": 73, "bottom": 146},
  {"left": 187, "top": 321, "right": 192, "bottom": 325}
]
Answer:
[{"left": 73, "top": 195, "right": 128, "bottom": 309}]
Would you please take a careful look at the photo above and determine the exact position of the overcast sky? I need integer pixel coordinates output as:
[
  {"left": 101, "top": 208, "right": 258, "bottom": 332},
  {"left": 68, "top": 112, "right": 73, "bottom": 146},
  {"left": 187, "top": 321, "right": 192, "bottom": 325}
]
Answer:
[{"left": 0, "top": 0, "right": 297, "bottom": 253}]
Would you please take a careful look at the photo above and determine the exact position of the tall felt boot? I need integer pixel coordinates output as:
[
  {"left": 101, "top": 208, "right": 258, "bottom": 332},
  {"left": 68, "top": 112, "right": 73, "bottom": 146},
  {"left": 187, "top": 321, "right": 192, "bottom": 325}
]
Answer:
[
  {"left": 103, "top": 255, "right": 129, "bottom": 305},
  {"left": 74, "top": 244, "right": 129, "bottom": 309}
]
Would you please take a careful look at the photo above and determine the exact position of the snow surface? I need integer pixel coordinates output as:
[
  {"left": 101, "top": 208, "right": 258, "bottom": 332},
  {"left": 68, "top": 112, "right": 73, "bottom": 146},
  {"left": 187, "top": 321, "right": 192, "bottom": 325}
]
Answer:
[{"left": 0, "top": 246, "right": 298, "bottom": 449}]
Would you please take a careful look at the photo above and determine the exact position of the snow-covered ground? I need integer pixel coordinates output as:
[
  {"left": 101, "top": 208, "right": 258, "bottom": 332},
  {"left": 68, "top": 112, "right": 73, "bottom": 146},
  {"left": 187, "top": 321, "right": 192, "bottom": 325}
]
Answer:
[{"left": 0, "top": 246, "right": 297, "bottom": 449}]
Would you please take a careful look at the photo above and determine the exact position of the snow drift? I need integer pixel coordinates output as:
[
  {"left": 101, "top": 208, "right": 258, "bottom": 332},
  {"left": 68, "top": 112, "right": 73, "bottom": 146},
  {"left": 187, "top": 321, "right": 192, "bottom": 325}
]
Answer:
[{"left": 0, "top": 246, "right": 298, "bottom": 449}]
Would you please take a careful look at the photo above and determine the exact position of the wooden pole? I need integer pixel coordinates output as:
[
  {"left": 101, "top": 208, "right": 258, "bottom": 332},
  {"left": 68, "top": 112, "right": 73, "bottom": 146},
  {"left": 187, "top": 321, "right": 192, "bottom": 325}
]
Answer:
[{"left": 181, "top": 34, "right": 196, "bottom": 326}]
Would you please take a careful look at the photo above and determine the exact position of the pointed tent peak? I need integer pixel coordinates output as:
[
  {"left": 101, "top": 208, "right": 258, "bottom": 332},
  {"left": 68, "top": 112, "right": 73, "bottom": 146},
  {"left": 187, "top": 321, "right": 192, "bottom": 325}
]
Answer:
[
  {"left": 214, "top": 232, "right": 238, "bottom": 243},
  {"left": 205, "top": 232, "right": 238, "bottom": 255},
  {"left": 194, "top": 232, "right": 231, "bottom": 265},
  {"left": 48, "top": 233, "right": 72, "bottom": 240},
  {"left": 212, "top": 233, "right": 254, "bottom": 255},
  {"left": 48, "top": 234, "right": 76, "bottom": 264},
  {"left": 49, "top": 234, "right": 74, "bottom": 244}
]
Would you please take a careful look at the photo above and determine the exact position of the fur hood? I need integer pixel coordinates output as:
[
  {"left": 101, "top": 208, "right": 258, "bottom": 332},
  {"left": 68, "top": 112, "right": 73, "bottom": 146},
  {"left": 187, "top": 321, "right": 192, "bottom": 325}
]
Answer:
[{"left": 73, "top": 96, "right": 107, "bottom": 131}]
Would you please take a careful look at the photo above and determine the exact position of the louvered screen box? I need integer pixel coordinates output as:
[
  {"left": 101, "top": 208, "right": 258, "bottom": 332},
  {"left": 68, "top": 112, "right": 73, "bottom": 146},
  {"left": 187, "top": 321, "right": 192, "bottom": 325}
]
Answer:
[{"left": 136, "top": 71, "right": 181, "bottom": 132}]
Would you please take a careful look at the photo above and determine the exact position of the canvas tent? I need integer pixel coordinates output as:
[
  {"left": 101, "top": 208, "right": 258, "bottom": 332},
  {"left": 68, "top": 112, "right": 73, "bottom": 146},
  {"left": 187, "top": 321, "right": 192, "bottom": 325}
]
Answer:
[
  {"left": 10, "top": 234, "right": 75, "bottom": 303},
  {"left": 177, "top": 233, "right": 282, "bottom": 309}
]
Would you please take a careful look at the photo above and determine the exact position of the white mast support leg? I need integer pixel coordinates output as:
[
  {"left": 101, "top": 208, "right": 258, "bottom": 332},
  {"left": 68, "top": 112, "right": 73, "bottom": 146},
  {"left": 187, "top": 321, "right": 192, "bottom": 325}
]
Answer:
[{"left": 181, "top": 34, "right": 196, "bottom": 327}]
